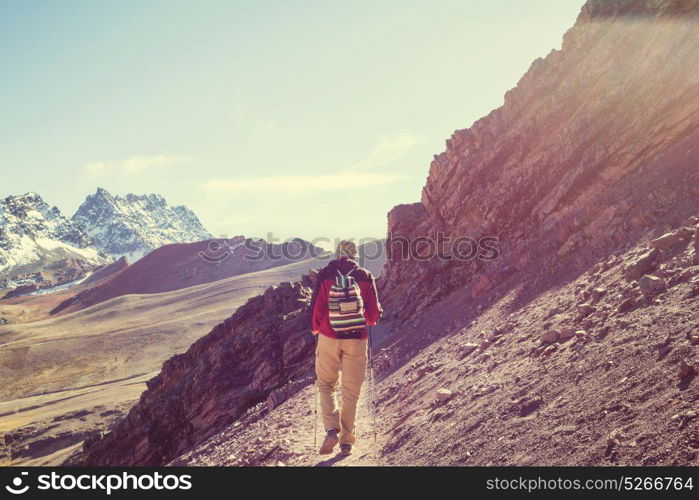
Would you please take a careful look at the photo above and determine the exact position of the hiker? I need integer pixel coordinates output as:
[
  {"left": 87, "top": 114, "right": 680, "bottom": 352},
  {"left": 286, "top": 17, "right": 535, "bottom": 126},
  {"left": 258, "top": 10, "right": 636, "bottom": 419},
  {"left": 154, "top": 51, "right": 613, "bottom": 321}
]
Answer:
[{"left": 309, "top": 240, "right": 382, "bottom": 456}]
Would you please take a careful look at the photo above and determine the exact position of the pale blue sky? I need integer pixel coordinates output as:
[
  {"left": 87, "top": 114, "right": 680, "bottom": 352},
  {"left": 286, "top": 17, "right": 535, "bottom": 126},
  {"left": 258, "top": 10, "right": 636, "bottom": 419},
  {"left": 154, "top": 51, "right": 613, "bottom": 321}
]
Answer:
[{"left": 0, "top": 0, "right": 582, "bottom": 244}]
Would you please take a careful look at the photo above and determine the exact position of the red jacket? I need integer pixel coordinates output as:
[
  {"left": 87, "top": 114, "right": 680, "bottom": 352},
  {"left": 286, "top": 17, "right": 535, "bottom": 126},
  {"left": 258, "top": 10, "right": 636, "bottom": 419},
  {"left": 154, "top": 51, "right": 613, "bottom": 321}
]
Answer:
[{"left": 309, "top": 258, "right": 382, "bottom": 339}]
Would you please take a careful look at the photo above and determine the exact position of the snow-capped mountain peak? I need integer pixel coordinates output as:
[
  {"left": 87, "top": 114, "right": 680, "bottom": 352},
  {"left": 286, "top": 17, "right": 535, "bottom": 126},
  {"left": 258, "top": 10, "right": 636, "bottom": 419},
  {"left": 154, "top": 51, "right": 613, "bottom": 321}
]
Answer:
[
  {"left": 72, "top": 188, "right": 212, "bottom": 262},
  {"left": 0, "top": 192, "right": 107, "bottom": 278}
]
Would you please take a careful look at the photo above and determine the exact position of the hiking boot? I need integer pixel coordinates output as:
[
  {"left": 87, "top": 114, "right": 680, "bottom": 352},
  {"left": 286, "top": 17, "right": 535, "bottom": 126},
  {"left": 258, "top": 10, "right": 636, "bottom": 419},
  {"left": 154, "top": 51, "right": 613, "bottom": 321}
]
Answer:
[
  {"left": 319, "top": 429, "right": 339, "bottom": 455},
  {"left": 340, "top": 444, "right": 352, "bottom": 456}
]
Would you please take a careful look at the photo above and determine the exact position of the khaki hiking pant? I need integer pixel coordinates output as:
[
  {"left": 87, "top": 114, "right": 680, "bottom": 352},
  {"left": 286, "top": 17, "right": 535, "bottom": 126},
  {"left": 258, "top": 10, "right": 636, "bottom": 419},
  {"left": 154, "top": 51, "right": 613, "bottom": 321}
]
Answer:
[{"left": 315, "top": 334, "right": 367, "bottom": 445}]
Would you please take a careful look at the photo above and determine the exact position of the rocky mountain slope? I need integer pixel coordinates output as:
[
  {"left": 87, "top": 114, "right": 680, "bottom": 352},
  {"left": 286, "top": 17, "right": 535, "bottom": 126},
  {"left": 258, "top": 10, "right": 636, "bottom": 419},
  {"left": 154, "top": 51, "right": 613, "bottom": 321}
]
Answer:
[
  {"left": 51, "top": 237, "right": 326, "bottom": 315},
  {"left": 72, "top": 188, "right": 212, "bottom": 262},
  {"left": 381, "top": 0, "right": 699, "bottom": 320},
  {"left": 80, "top": 256, "right": 129, "bottom": 286},
  {"left": 76, "top": 0, "right": 699, "bottom": 466},
  {"left": 0, "top": 193, "right": 108, "bottom": 281},
  {"left": 174, "top": 221, "right": 699, "bottom": 467}
]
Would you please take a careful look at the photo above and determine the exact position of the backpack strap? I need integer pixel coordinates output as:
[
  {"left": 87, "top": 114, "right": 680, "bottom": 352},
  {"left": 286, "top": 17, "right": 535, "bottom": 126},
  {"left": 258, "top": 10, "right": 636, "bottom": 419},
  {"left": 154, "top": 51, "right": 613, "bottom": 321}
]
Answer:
[
  {"left": 336, "top": 266, "right": 359, "bottom": 298},
  {"left": 336, "top": 266, "right": 358, "bottom": 281}
]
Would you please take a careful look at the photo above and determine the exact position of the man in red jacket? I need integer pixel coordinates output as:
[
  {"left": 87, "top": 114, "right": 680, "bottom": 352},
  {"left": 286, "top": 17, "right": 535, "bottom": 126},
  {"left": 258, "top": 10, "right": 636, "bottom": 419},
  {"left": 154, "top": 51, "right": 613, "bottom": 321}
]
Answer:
[{"left": 309, "top": 240, "right": 382, "bottom": 456}]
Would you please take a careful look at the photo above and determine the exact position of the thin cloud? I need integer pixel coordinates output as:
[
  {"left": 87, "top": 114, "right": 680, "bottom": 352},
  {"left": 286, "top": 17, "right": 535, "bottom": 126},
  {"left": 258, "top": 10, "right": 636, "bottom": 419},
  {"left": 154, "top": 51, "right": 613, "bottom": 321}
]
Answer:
[
  {"left": 349, "top": 134, "right": 423, "bottom": 172},
  {"left": 201, "top": 134, "right": 417, "bottom": 195},
  {"left": 85, "top": 154, "right": 188, "bottom": 175},
  {"left": 202, "top": 171, "right": 404, "bottom": 195}
]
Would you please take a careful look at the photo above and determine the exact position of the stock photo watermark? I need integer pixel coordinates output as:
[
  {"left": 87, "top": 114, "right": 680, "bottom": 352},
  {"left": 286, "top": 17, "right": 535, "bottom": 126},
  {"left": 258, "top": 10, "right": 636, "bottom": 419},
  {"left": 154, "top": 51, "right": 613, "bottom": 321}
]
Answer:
[{"left": 198, "top": 233, "right": 500, "bottom": 264}]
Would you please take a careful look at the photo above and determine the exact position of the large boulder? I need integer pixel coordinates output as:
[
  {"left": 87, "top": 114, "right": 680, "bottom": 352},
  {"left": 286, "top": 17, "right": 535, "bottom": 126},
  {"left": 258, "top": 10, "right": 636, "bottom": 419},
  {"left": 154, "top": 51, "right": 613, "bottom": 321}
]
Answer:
[
  {"left": 638, "top": 275, "right": 666, "bottom": 296},
  {"left": 649, "top": 231, "right": 687, "bottom": 250},
  {"left": 624, "top": 249, "right": 659, "bottom": 282}
]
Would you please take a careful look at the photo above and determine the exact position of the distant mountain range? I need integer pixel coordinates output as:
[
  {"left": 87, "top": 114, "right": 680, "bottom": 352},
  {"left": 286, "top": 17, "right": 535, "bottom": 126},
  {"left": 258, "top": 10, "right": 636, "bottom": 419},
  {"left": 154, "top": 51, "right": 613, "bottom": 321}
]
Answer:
[
  {"left": 0, "top": 188, "right": 212, "bottom": 281},
  {"left": 0, "top": 193, "right": 108, "bottom": 280},
  {"left": 73, "top": 188, "right": 212, "bottom": 262}
]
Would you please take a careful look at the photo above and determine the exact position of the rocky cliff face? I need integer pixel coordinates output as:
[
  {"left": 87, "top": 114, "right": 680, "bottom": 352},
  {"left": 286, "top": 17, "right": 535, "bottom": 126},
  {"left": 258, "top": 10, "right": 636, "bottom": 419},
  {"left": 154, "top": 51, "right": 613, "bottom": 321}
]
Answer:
[
  {"left": 79, "top": 275, "right": 316, "bottom": 466},
  {"left": 381, "top": 0, "right": 699, "bottom": 319},
  {"left": 0, "top": 193, "right": 107, "bottom": 280},
  {"left": 72, "top": 188, "right": 212, "bottom": 262}
]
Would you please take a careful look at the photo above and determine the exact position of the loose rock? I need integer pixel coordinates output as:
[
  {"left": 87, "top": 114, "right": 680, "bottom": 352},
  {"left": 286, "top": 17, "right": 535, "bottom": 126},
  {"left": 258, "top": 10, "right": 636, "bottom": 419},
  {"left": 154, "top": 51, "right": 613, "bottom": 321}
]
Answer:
[
  {"left": 541, "top": 330, "right": 559, "bottom": 344},
  {"left": 460, "top": 343, "right": 480, "bottom": 358},
  {"left": 436, "top": 388, "right": 453, "bottom": 402},
  {"left": 616, "top": 297, "right": 635, "bottom": 314},
  {"left": 624, "top": 248, "right": 659, "bottom": 281},
  {"left": 638, "top": 274, "right": 666, "bottom": 295},
  {"left": 591, "top": 287, "right": 607, "bottom": 301},
  {"left": 679, "top": 359, "right": 696, "bottom": 379},
  {"left": 649, "top": 231, "right": 686, "bottom": 250},
  {"left": 577, "top": 303, "right": 595, "bottom": 317},
  {"left": 559, "top": 327, "right": 576, "bottom": 340}
]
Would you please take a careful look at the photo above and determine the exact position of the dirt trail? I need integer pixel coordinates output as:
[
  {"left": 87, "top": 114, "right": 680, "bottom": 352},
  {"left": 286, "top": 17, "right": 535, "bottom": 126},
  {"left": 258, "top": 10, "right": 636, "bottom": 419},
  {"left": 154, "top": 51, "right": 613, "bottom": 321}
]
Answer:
[
  {"left": 172, "top": 323, "right": 416, "bottom": 467},
  {"left": 279, "top": 384, "right": 384, "bottom": 467},
  {"left": 174, "top": 360, "right": 388, "bottom": 467}
]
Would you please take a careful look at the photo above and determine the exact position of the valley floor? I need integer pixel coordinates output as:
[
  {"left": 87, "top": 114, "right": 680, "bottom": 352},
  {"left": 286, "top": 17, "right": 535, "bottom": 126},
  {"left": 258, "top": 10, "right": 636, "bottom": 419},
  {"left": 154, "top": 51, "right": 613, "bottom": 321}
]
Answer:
[{"left": 0, "top": 256, "right": 329, "bottom": 465}]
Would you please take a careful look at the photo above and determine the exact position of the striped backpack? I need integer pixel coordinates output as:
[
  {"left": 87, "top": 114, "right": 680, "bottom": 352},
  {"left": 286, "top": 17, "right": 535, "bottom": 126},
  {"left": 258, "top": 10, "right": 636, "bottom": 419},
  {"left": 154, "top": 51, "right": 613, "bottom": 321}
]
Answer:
[{"left": 328, "top": 266, "right": 366, "bottom": 335}]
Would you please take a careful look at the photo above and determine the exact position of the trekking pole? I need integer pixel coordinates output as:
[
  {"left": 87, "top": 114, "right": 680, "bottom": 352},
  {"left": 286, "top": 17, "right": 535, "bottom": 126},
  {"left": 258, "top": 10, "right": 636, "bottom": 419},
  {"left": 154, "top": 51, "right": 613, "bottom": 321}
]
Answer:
[
  {"left": 368, "top": 326, "right": 377, "bottom": 443},
  {"left": 314, "top": 376, "right": 318, "bottom": 448},
  {"left": 313, "top": 333, "right": 319, "bottom": 448}
]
